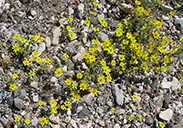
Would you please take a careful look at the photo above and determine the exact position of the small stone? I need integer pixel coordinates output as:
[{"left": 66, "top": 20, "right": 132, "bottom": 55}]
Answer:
[
  {"left": 0, "top": 67, "right": 4, "bottom": 75},
  {"left": 98, "top": 31, "right": 109, "bottom": 41},
  {"left": 159, "top": 108, "right": 173, "bottom": 121},
  {"left": 162, "top": 4, "right": 173, "bottom": 12},
  {"left": 114, "top": 123, "right": 120, "bottom": 128},
  {"left": 19, "top": 89, "right": 27, "bottom": 99},
  {"left": 68, "top": 7, "right": 74, "bottom": 15},
  {"left": 14, "top": 98, "right": 23, "bottom": 110},
  {"left": 115, "top": 109, "right": 125, "bottom": 115},
  {"left": 81, "top": 93, "right": 95, "bottom": 103},
  {"left": 175, "top": 18, "right": 183, "bottom": 30},
  {"left": 145, "top": 117, "right": 154, "bottom": 125},
  {"left": 78, "top": 105, "right": 90, "bottom": 118},
  {"left": 38, "top": 42, "right": 45, "bottom": 56},
  {"left": 161, "top": 77, "right": 172, "bottom": 89},
  {"left": 50, "top": 76, "right": 58, "bottom": 83},
  {"left": 52, "top": 27, "right": 62, "bottom": 45},
  {"left": 67, "top": 123, "right": 73, "bottom": 128},
  {"left": 45, "top": 37, "right": 51, "bottom": 48},
  {"left": 162, "top": 15, "right": 169, "bottom": 21},
  {"left": 0, "top": 0, "right": 5, "bottom": 8},
  {"left": 171, "top": 77, "right": 181, "bottom": 91},
  {"left": 166, "top": 30, "right": 171, "bottom": 34},
  {"left": 31, "top": 117, "right": 39, "bottom": 126},
  {"left": 98, "top": 121, "right": 105, "bottom": 127},
  {"left": 82, "top": 63, "right": 88, "bottom": 69},
  {"left": 30, "top": 81, "right": 38, "bottom": 88},
  {"left": 113, "top": 84, "right": 124, "bottom": 106},
  {"left": 72, "top": 46, "right": 86, "bottom": 63},
  {"left": 32, "top": 94, "right": 39, "bottom": 102},
  {"left": 49, "top": 115, "right": 60, "bottom": 124},
  {"left": 107, "top": 101, "right": 113, "bottom": 107},
  {"left": 30, "top": 10, "right": 36, "bottom": 16}
]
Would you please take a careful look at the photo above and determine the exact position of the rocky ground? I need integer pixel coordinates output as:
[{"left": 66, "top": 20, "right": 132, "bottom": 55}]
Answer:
[{"left": 0, "top": 0, "right": 183, "bottom": 128}]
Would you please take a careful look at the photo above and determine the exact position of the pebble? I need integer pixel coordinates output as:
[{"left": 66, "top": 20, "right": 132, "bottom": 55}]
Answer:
[
  {"left": 145, "top": 117, "right": 154, "bottom": 125},
  {"left": 49, "top": 115, "right": 60, "bottom": 124},
  {"left": 162, "top": 15, "right": 169, "bottom": 21},
  {"left": 78, "top": 3, "right": 84, "bottom": 14},
  {"left": 72, "top": 46, "right": 86, "bottom": 63},
  {"left": 98, "top": 120, "right": 105, "bottom": 127},
  {"left": 159, "top": 108, "right": 173, "bottom": 121},
  {"left": 81, "top": 93, "right": 95, "bottom": 103},
  {"left": 175, "top": 18, "right": 183, "bottom": 30},
  {"left": 118, "top": 3, "right": 134, "bottom": 14},
  {"left": 37, "top": 42, "right": 46, "bottom": 56},
  {"left": 50, "top": 76, "right": 58, "bottom": 83},
  {"left": 78, "top": 105, "right": 90, "bottom": 118},
  {"left": 30, "top": 81, "right": 38, "bottom": 88},
  {"left": 113, "top": 85, "right": 124, "bottom": 106},
  {"left": 161, "top": 4, "right": 173, "bottom": 12},
  {"left": 98, "top": 31, "right": 109, "bottom": 41},
  {"left": 45, "top": 36, "right": 51, "bottom": 48},
  {"left": 14, "top": 98, "right": 23, "bottom": 110},
  {"left": 52, "top": 26, "right": 62, "bottom": 45},
  {"left": 32, "top": 94, "right": 39, "bottom": 102}
]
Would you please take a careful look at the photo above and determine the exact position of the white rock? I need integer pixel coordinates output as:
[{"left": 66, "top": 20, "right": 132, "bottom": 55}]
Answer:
[
  {"left": 70, "top": 119, "right": 77, "bottom": 128},
  {"left": 82, "top": 62, "right": 88, "bottom": 69},
  {"left": 49, "top": 115, "right": 60, "bottom": 124},
  {"left": 68, "top": 7, "right": 74, "bottom": 15},
  {"left": 67, "top": 109, "right": 72, "bottom": 116},
  {"left": 45, "top": 37, "right": 51, "bottom": 48},
  {"left": 171, "top": 77, "right": 181, "bottom": 91},
  {"left": 78, "top": 3, "right": 84, "bottom": 14},
  {"left": 31, "top": 9, "right": 36, "bottom": 16},
  {"left": 52, "top": 27, "right": 61, "bottom": 45},
  {"left": 30, "top": 81, "right": 38, "bottom": 88},
  {"left": 52, "top": 125, "right": 60, "bottom": 128},
  {"left": 98, "top": 31, "right": 109, "bottom": 41},
  {"left": 3, "top": 3, "right": 10, "bottom": 10},
  {"left": 31, "top": 117, "right": 39, "bottom": 126},
  {"left": 159, "top": 108, "right": 173, "bottom": 121},
  {"left": 50, "top": 76, "right": 58, "bottom": 83},
  {"left": 0, "top": 0, "right": 5, "bottom": 8},
  {"left": 59, "top": 18, "right": 68, "bottom": 25},
  {"left": 162, "top": 4, "right": 173, "bottom": 12},
  {"left": 114, "top": 123, "right": 120, "bottom": 128},
  {"left": 32, "top": 94, "right": 39, "bottom": 102},
  {"left": 62, "top": 65, "right": 67, "bottom": 72},
  {"left": 38, "top": 42, "right": 45, "bottom": 56},
  {"left": 161, "top": 77, "right": 172, "bottom": 89}
]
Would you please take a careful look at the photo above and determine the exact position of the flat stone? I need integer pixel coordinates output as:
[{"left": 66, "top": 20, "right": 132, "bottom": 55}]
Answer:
[
  {"left": 98, "top": 32, "right": 109, "bottom": 41},
  {"left": 118, "top": 3, "right": 134, "bottom": 14},
  {"left": 81, "top": 93, "right": 95, "bottom": 103},
  {"left": 113, "top": 84, "right": 124, "bottom": 106},
  {"left": 31, "top": 117, "right": 39, "bottom": 126},
  {"left": 145, "top": 117, "right": 154, "bottom": 125},
  {"left": 19, "top": 89, "right": 27, "bottom": 99},
  {"left": 98, "top": 120, "right": 105, "bottom": 127},
  {"left": 14, "top": 98, "right": 23, "bottom": 110},
  {"left": 159, "top": 108, "right": 173, "bottom": 121},
  {"left": 162, "top": 15, "right": 169, "bottom": 21},
  {"left": 72, "top": 46, "right": 86, "bottom": 64},
  {"left": 52, "top": 27, "right": 62, "bottom": 45},
  {"left": 78, "top": 105, "right": 89, "bottom": 118},
  {"left": 50, "top": 76, "right": 58, "bottom": 83}
]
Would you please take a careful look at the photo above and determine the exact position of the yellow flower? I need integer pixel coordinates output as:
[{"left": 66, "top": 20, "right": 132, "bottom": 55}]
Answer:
[
  {"left": 74, "top": 94, "right": 80, "bottom": 101},
  {"left": 132, "top": 95, "right": 138, "bottom": 101},
  {"left": 152, "top": 31, "right": 159, "bottom": 39},
  {"left": 99, "top": 17, "right": 105, "bottom": 24},
  {"left": 64, "top": 100, "right": 70, "bottom": 106},
  {"left": 72, "top": 83, "right": 78, "bottom": 89},
  {"left": 38, "top": 100, "right": 43, "bottom": 106},
  {"left": 128, "top": 116, "right": 133, "bottom": 121},
  {"left": 159, "top": 123, "right": 165, "bottom": 128},
  {"left": 126, "top": 32, "right": 132, "bottom": 39},
  {"left": 50, "top": 99, "right": 56, "bottom": 106},
  {"left": 98, "top": 75, "right": 105, "bottom": 84},
  {"left": 40, "top": 117, "right": 48, "bottom": 125},
  {"left": 65, "top": 78, "right": 72, "bottom": 85},
  {"left": 177, "top": 44, "right": 181, "bottom": 49},
  {"left": 25, "top": 119, "right": 30, "bottom": 125},
  {"left": 124, "top": 21, "right": 128, "bottom": 25},
  {"left": 91, "top": 87, "right": 98, "bottom": 95},
  {"left": 133, "top": 67, "right": 138, "bottom": 73},
  {"left": 103, "top": 39, "right": 111, "bottom": 46},
  {"left": 141, "top": 62, "right": 148, "bottom": 69},
  {"left": 116, "top": 28, "right": 123, "bottom": 37},
  {"left": 119, "top": 55, "right": 125, "bottom": 61},
  {"left": 67, "top": 26, "right": 72, "bottom": 31},
  {"left": 32, "top": 35, "right": 38, "bottom": 41},
  {"left": 93, "top": 1, "right": 99, "bottom": 6},
  {"left": 106, "top": 74, "right": 112, "bottom": 82},
  {"left": 117, "top": 22, "right": 123, "bottom": 28},
  {"left": 23, "top": 59, "right": 30, "bottom": 66},
  {"left": 103, "top": 66, "right": 111, "bottom": 74},
  {"left": 13, "top": 34, "right": 21, "bottom": 40},
  {"left": 170, "top": 11, "right": 176, "bottom": 16},
  {"left": 138, "top": 114, "right": 142, "bottom": 122},
  {"left": 51, "top": 110, "right": 56, "bottom": 116},
  {"left": 29, "top": 70, "right": 35, "bottom": 77},
  {"left": 67, "top": 16, "right": 73, "bottom": 22},
  {"left": 44, "top": 57, "right": 51, "bottom": 63},
  {"left": 63, "top": 53, "right": 69, "bottom": 58},
  {"left": 170, "top": 48, "right": 175, "bottom": 54},
  {"left": 89, "top": 55, "right": 96, "bottom": 63},
  {"left": 68, "top": 32, "right": 75, "bottom": 39},
  {"left": 79, "top": 81, "right": 88, "bottom": 91},
  {"left": 32, "top": 51, "right": 38, "bottom": 57},
  {"left": 91, "top": 11, "right": 96, "bottom": 15},
  {"left": 108, "top": 46, "right": 115, "bottom": 54},
  {"left": 85, "top": 19, "right": 90, "bottom": 26},
  {"left": 36, "top": 57, "right": 42, "bottom": 63},
  {"left": 111, "top": 107, "right": 115, "bottom": 112},
  {"left": 180, "top": 38, "right": 183, "bottom": 42},
  {"left": 20, "top": 38, "right": 27, "bottom": 43},
  {"left": 77, "top": 72, "right": 83, "bottom": 79},
  {"left": 161, "top": 66, "right": 165, "bottom": 72},
  {"left": 37, "top": 34, "right": 44, "bottom": 42},
  {"left": 156, "top": 67, "right": 161, "bottom": 73},
  {"left": 157, "top": 1, "right": 161, "bottom": 4},
  {"left": 94, "top": 26, "right": 100, "bottom": 32},
  {"left": 102, "top": 21, "right": 108, "bottom": 27},
  {"left": 166, "top": 66, "right": 170, "bottom": 71},
  {"left": 83, "top": 52, "right": 90, "bottom": 59},
  {"left": 12, "top": 44, "right": 20, "bottom": 53},
  {"left": 135, "top": 0, "right": 141, "bottom": 5},
  {"left": 177, "top": 4, "right": 181, "bottom": 8},
  {"left": 68, "top": 105, "right": 72, "bottom": 109},
  {"left": 9, "top": 83, "right": 17, "bottom": 91},
  {"left": 14, "top": 116, "right": 21, "bottom": 122},
  {"left": 12, "top": 73, "right": 18, "bottom": 79},
  {"left": 61, "top": 105, "right": 66, "bottom": 110},
  {"left": 100, "top": 60, "right": 106, "bottom": 66},
  {"left": 55, "top": 67, "right": 63, "bottom": 76}
]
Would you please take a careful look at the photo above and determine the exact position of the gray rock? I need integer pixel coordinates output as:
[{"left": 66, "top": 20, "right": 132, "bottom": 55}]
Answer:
[
  {"left": 97, "top": 108, "right": 103, "bottom": 115},
  {"left": 153, "top": 96, "right": 164, "bottom": 108},
  {"left": 78, "top": 105, "right": 90, "bottom": 118},
  {"left": 3, "top": 3, "right": 10, "bottom": 10},
  {"left": 98, "top": 32, "right": 109, "bottom": 41},
  {"left": 0, "top": 116, "right": 9, "bottom": 126},
  {"left": 13, "top": 86, "right": 21, "bottom": 97},
  {"left": 173, "top": 116, "right": 183, "bottom": 128},
  {"left": 175, "top": 18, "right": 183, "bottom": 30},
  {"left": 31, "top": 117, "right": 39, "bottom": 126},
  {"left": 81, "top": 93, "right": 95, "bottom": 103},
  {"left": 38, "top": 42, "right": 46, "bottom": 56},
  {"left": 118, "top": 3, "right": 134, "bottom": 14},
  {"left": 159, "top": 108, "right": 173, "bottom": 121},
  {"left": 145, "top": 117, "right": 154, "bottom": 125},
  {"left": 164, "top": 94, "right": 171, "bottom": 107},
  {"left": 162, "top": 15, "right": 169, "bottom": 21},
  {"left": 14, "top": 98, "right": 23, "bottom": 110},
  {"left": 49, "top": 115, "right": 60, "bottom": 124},
  {"left": 66, "top": 59, "right": 74, "bottom": 71},
  {"left": 107, "top": 101, "right": 113, "bottom": 107},
  {"left": 30, "top": 9, "right": 36, "bottom": 16},
  {"left": 19, "top": 89, "right": 27, "bottom": 99},
  {"left": 30, "top": 81, "right": 38, "bottom": 88},
  {"left": 52, "top": 27, "right": 62, "bottom": 45},
  {"left": 45, "top": 37, "right": 51, "bottom": 48},
  {"left": 0, "top": 8, "right": 2, "bottom": 17},
  {"left": 108, "top": 0, "right": 116, "bottom": 4},
  {"left": 113, "top": 85, "right": 124, "bottom": 106},
  {"left": 72, "top": 46, "right": 86, "bottom": 64},
  {"left": 59, "top": 18, "right": 68, "bottom": 25}
]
